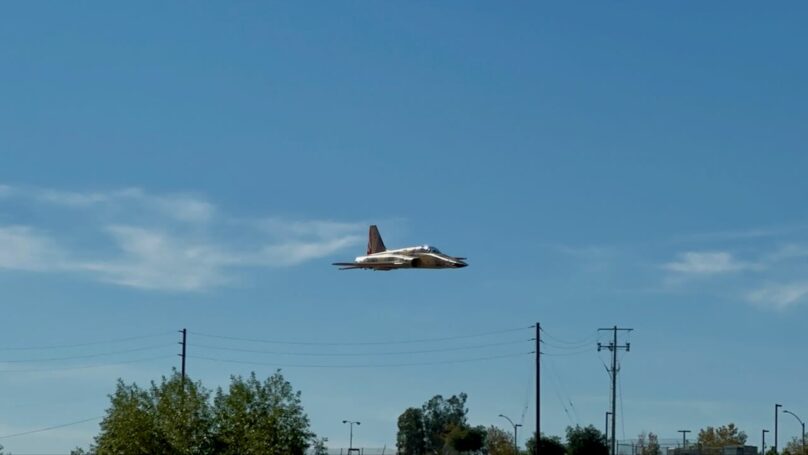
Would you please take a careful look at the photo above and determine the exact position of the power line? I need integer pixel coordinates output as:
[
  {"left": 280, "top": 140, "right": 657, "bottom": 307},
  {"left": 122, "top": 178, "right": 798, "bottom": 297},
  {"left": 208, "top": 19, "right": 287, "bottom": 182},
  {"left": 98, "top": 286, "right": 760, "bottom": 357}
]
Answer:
[
  {"left": 192, "top": 339, "right": 531, "bottom": 357},
  {"left": 619, "top": 372, "right": 626, "bottom": 441},
  {"left": 542, "top": 356, "right": 580, "bottom": 423},
  {"left": 539, "top": 328, "right": 598, "bottom": 346},
  {"left": 0, "top": 344, "right": 173, "bottom": 363},
  {"left": 540, "top": 357, "right": 574, "bottom": 424},
  {"left": 0, "top": 416, "right": 101, "bottom": 439},
  {"left": 519, "top": 357, "right": 533, "bottom": 426},
  {"left": 190, "top": 351, "right": 533, "bottom": 369},
  {"left": 540, "top": 339, "right": 595, "bottom": 350},
  {"left": 541, "top": 346, "right": 593, "bottom": 357},
  {"left": 0, "top": 355, "right": 176, "bottom": 373},
  {"left": 0, "top": 331, "right": 176, "bottom": 351},
  {"left": 190, "top": 326, "right": 532, "bottom": 347}
]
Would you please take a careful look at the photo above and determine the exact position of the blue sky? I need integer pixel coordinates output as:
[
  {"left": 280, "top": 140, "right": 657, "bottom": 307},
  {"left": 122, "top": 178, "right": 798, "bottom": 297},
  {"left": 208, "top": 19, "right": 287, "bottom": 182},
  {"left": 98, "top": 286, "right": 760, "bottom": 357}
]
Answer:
[{"left": 1, "top": 1, "right": 807, "bottom": 452}]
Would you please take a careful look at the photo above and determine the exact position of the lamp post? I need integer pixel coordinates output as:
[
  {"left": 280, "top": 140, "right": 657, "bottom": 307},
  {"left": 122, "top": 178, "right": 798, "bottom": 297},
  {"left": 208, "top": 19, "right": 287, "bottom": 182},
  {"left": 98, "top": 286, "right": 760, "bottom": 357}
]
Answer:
[
  {"left": 678, "top": 430, "right": 691, "bottom": 449},
  {"left": 776, "top": 404, "right": 783, "bottom": 453},
  {"left": 499, "top": 414, "right": 522, "bottom": 454},
  {"left": 342, "top": 420, "right": 360, "bottom": 452},
  {"left": 783, "top": 410, "right": 805, "bottom": 454},
  {"left": 762, "top": 429, "right": 769, "bottom": 455}
]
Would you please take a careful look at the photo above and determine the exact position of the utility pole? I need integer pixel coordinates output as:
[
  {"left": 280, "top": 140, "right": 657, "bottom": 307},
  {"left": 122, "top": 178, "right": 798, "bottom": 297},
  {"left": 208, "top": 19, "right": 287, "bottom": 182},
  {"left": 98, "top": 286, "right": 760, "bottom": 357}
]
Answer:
[
  {"left": 536, "top": 322, "right": 541, "bottom": 455},
  {"left": 605, "top": 412, "right": 612, "bottom": 440},
  {"left": 678, "top": 430, "right": 691, "bottom": 449},
  {"left": 179, "top": 328, "right": 187, "bottom": 386},
  {"left": 598, "top": 326, "right": 632, "bottom": 455}
]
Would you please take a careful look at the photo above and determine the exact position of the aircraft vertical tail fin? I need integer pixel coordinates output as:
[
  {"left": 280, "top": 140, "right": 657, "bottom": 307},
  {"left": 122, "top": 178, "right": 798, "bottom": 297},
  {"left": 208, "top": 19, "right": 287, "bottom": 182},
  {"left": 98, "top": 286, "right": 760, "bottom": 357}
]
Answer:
[{"left": 367, "top": 225, "right": 387, "bottom": 254}]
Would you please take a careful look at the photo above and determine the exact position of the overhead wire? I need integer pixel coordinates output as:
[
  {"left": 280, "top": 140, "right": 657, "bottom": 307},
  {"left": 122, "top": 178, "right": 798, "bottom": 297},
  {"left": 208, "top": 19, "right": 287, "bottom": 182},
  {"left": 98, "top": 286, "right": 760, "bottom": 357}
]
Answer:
[
  {"left": 0, "top": 344, "right": 174, "bottom": 363},
  {"left": 190, "top": 351, "right": 533, "bottom": 369},
  {"left": 190, "top": 325, "right": 532, "bottom": 347},
  {"left": 519, "top": 357, "right": 533, "bottom": 426},
  {"left": 540, "top": 346, "right": 593, "bottom": 357},
  {"left": 544, "top": 355, "right": 580, "bottom": 423},
  {"left": 540, "top": 357, "right": 574, "bottom": 424},
  {"left": 539, "top": 328, "right": 598, "bottom": 347},
  {"left": 0, "top": 355, "right": 176, "bottom": 373},
  {"left": 0, "top": 331, "right": 176, "bottom": 351},
  {"left": 619, "top": 370, "right": 626, "bottom": 441},
  {"left": 191, "top": 339, "right": 531, "bottom": 357},
  {"left": 0, "top": 326, "right": 533, "bottom": 374},
  {"left": 0, "top": 325, "right": 536, "bottom": 443},
  {"left": 540, "top": 340, "right": 594, "bottom": 350},
  {"left": 0, "top": 416, "right": 102, "bottom": 439}
]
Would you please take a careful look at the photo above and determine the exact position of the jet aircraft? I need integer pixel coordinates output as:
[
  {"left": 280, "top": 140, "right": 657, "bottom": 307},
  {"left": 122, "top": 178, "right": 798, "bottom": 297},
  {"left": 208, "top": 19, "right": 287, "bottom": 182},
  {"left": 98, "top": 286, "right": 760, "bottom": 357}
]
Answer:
[{"left": 332, "top": 225, "right": 468, "bottom": 270}]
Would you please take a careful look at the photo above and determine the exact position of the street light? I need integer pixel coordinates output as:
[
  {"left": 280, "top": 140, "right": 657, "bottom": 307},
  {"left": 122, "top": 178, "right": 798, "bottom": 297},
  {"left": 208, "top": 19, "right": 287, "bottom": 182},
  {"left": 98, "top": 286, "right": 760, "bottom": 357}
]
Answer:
[
  {"left": 783, "top": 410, "right": 805, "bottom": 454},
  {"left": 762, "top": 429, "right": 769, "bottom": 455},
  {"left": 342, "top": 420, "right": 360, "bottom": 453},
  {"left": 499, "top": 414, "right": 522, "bottom": 454},
  {"left": 776, "top": 404, "right": 783, "bottom": 454}
]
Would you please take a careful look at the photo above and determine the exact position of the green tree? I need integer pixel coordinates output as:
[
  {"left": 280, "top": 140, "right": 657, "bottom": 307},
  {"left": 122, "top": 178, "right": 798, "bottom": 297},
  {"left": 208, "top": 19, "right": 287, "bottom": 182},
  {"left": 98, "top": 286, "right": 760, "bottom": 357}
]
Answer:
[
  {"left": 95, "top": 373, "right": 213, "bottom": 454},
  {"left": 211, "top": 371, "right": 313, "bottom": 455},
  {"left": 565, "top": 425, "right": 608, "bottom": 455},
  {"left": 697, "top": 423, "right": 747, "bottom": 448},
  {"left": 783, "top": 436, "right": 808, "bottom": 455},
  {"left": 397, "top": 407, "right": 427, "bottom": 455},
  {"left": 486, "top": 426, "right": 518, "bottom": 455},
  {"left": 310, "top": 437, "right": 329, "bottom": 455},
  {"left": 397, "top": 393, "right": 486, "bottom": 454},
  {"left": 524, "top": 432, "right": 565, "bottom": 455},
  {"left": 444, "top": 424, "right": 485, "bottom": 453},
  {"left": 92, "top": 370, "right": 315, "bottom": 455},
  {"left": 95, "top": 378, "right": 167, "bottom": 454},
  {"left": 151, "top": 374, "right": 214, "bottom": 454},
  {"left": 421, "top": 393, "right": 469, "bottom": 453},
  {"left": 636, "top": 431, "right": 661, "bottom": 455}
]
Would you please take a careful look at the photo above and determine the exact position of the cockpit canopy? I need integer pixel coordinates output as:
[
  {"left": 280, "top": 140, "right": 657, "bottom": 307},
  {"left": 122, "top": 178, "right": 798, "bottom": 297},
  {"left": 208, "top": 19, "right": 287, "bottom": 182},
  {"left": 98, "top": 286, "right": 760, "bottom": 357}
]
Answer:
[{"left": 422, "top": 245, "right": 441, "bottom": 254}]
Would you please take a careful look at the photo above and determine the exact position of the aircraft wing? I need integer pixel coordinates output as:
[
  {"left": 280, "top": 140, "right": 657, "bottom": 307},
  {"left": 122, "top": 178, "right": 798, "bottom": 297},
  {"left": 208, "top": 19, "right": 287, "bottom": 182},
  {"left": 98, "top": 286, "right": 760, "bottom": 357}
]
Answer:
[
  {"left": 332, "top": 256, "right": 415, "bottom": 270},
  {"left": 332, "top": 263, "right": 369, "bottom": 270}
]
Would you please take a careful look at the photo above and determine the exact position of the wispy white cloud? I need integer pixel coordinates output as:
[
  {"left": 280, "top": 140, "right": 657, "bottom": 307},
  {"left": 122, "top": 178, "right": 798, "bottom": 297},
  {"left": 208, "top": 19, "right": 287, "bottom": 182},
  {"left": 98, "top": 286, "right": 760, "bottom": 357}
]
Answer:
[
  {"left": 663, "top": 251, "right": 759, "bottom": 275},
  {"left": 747, "top": 282, "right": 808, "bottom": 311},
  {"left": 767, "top": 243, "right": 808, "bottom": 262},
  {"left": 660, "top": 233, "right": 808, "bottom": 311},
  {"left": 0, "top": 226, "right": 67, "bottom": 271},
  {"left": 0, "top": 185, "right": 364, "bottom": 291},
  {"left": 671, "top": 225, "right": 808, "bottom": 243},
  {"left": 77, "top": 226, "right": 233, "bottom": 291},
  {"left": 34, "top": 186, "right": 215, "bottom": 223}
]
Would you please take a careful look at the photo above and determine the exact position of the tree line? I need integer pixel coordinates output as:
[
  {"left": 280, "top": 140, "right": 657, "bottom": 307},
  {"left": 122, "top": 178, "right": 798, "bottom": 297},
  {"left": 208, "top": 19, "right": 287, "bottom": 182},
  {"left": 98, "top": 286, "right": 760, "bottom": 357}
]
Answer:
[
  {"left": 69, "top": 370, "right": 326, "bottom": 455},
  {"left": 3, "top": 372, "right": 800, "bottom": 455},
  {"left": 395, "top": 392, "right": 608, "bottom": 455},
  {"left": 394, "top": 392, "right": 797, "bottom": 455}
]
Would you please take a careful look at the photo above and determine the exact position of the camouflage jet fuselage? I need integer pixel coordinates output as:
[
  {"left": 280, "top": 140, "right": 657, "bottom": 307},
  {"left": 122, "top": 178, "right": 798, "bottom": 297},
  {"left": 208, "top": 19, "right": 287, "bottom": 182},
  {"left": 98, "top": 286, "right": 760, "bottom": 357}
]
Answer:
[{"left": 332, "top": 225, "right": 467, "bottom": 271}]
